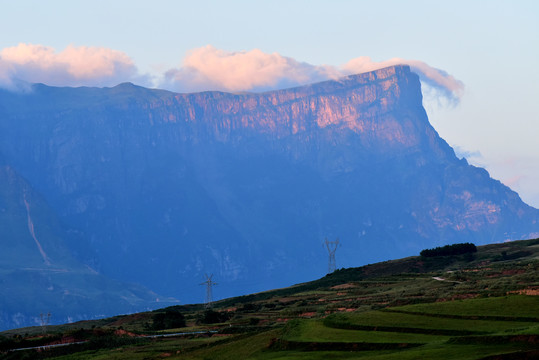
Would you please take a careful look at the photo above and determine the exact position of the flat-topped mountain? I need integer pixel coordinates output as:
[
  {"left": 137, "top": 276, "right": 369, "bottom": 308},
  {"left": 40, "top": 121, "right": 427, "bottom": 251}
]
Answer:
[{"left": 0, "top": 65, "right": 537, "bottom": 326}]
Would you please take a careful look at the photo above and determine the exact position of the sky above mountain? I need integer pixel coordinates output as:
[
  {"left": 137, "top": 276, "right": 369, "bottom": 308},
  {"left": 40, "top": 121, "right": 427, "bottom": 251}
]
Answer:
[{"left": 0, "top": 0, "right": 537, "bottom": 207}]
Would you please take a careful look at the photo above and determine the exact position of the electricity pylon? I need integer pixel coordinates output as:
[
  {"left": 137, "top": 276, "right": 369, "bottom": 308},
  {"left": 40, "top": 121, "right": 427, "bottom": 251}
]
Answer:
[
  {"left": 325, "top": 238, "right": 340, "bottom": 273},
  {"left": 40, "top": 312, "right": 51, "bottom": 334},
  {"left": 200, "top": 274, "right": 217, "bottom": 308}
]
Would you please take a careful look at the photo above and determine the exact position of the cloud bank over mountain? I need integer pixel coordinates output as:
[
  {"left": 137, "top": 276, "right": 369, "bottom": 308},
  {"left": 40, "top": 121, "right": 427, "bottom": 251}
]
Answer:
[
  {"left": 162, "top": 45, "right": 464, "bottom": 103},
  {"left": 0, "top": 43, "right": 462, "bottom": 104},
  {"left": 161, "top": 45, "right": 341, "bottom": 93},
  {"left": 0, "top": 43, "right": 142, "bottom": 89}
]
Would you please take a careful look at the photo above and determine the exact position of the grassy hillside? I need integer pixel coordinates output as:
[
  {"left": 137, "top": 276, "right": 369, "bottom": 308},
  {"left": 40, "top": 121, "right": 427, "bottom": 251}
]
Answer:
[{"left": 1, "top": 238, "right": 538, "bottom": 359}]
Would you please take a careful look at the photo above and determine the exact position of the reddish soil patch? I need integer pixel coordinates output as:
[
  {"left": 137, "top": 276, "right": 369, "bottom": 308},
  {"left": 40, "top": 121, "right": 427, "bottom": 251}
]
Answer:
[
  {"left": 502, "top": 269, "right": 527, "bottom": 275},
  {"left": 48, "top": 336, "right": 77, "bottom": 346},
  {"left": 300, "top": 312, "right": 316, "bottom": 317},
  {"left": 487, "top": 269, "right": 526, "bottom": 278},
  {"left": 114, "top": 329, "right": 138, "bottom": 337},
  {"left": 336, "top": 308, "right": 356, "bottom": 312},
  {"left": 109, "top": 312, "right": 149, "bottom": 326},
  {"left": 509, "top": 288, "right": 539, "bottom": 296},
  {"left": 331, "top": 283, "right": 356, "bottom": 290}
]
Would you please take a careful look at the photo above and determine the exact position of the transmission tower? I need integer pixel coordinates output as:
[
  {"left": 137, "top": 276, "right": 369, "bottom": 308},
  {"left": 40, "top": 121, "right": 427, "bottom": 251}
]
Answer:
[
  {"left": 200, "top": 274, "right": 217, "bottom": 308},
  {"left": 325, "top": 238, "right": 340, "bottom": 273},
  {"left": 40, "top": 312, "right": 51, "bottom": 334}
]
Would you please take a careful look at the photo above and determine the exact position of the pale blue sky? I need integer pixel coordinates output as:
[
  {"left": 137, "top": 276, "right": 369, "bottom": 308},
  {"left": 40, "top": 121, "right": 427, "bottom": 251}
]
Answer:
[{"left": 1, "top": 0, "right": 538, "bottom": 206}]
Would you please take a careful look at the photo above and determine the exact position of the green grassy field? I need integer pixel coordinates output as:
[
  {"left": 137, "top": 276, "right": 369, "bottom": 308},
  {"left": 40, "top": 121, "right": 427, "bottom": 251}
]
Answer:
[
  {"left": 324, "top": 309, "right": 534, "bottom": 333},
  {"left": 255, "top": 294, "right": 538, "bottom": 360},
  {"left": 390, "top": 294, "right": 539, "bottom": 319},
  {"left": 282, "top": 319, "right": 450, "bottom": 343}
]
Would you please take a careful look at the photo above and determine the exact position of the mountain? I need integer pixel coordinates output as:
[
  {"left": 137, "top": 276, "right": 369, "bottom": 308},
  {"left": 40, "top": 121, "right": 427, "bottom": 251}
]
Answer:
[
  {"left": 0, "top": 159, "right": 177, "bottom": 330},
  {"left": 0, "top": 65, "right": 537, "bottom": 311}
]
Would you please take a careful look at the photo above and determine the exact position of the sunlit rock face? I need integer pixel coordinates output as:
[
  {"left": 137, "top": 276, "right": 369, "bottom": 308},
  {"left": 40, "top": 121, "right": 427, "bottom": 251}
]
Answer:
[{"left": 0, "top": 65, "right": 537, "bottom": 306}]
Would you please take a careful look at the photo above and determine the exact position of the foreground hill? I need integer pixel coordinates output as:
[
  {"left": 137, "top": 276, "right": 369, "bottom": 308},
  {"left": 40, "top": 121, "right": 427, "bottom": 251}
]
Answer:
[
  {"left": 0, "top": 66, "right": 537, "bottom": 313},
  {"left": 1, "top": 239, "right": 538, "bottom": 359}
]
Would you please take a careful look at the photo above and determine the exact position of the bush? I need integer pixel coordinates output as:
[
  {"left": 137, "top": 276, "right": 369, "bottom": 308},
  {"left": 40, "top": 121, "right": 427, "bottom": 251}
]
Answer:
[
  {"left": 420, "top": 243, "right": 477, "bottom": 257},
  {"left": 198, "top": 309, "right": 231, "bottom": 324},
  {"left": 152, "top": 310, "right": 186, "bottom": 330}
]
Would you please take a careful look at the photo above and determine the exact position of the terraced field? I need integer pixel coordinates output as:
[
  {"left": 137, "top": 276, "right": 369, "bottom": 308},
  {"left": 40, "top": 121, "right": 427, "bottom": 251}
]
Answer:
[{"left": 264, "top": 295, "right": 538, "bottom": 359}]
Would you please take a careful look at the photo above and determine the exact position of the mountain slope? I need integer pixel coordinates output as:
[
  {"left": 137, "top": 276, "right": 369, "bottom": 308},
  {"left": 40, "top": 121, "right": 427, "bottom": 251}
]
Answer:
[
  {"left": 0, "top": 161, "right": 178, "bottom": 330},
  {"left": 0, "top": 65, "right": 536, "bottom": 306}
]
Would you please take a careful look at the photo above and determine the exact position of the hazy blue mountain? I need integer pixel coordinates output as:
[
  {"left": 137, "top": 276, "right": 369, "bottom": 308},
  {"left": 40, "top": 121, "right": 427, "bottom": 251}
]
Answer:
[
  {"left": 0, "top": 160, "right": 177, "bottom": 330},
  {"left": 0, "top": 65, "right": 537, "bottom": 315}
]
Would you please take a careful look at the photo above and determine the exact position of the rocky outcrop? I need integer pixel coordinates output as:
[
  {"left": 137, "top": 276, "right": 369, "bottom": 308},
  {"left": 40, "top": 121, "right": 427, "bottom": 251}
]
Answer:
[{"left": 0, "top": 65, "right": 536, "bottom": 311}]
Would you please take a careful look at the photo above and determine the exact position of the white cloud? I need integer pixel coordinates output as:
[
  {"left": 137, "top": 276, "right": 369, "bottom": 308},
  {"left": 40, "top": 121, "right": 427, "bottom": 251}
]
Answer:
[
  {"left": 161, "top": 45, "right": 340, "bottom": 93},
  {"left": 0, "top": 43, "right": 463, "bottom": 105},
  {"left": 0, "top": 43, "right": 143, "bottom": 89},
  {"left": 341, "top": 57, "right": 464, "bottom": 104},
  {"left": 161, "top": 46, "right": 463, "bottom": 104}
]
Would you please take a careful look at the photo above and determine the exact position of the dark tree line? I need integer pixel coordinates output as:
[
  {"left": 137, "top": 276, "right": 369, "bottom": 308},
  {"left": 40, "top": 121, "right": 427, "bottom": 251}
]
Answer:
[{"left": 420, "top": 243, "right": 477, "bottom": 257}]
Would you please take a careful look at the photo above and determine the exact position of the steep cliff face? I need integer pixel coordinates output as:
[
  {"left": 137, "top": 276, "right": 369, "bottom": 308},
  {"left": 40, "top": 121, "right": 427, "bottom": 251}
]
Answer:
[
  {"left": 137, "top": 66, "right": 446, "bottom": 155},
  {"left": 0, "top": 65, "right": 536, "bottom": 307}
]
